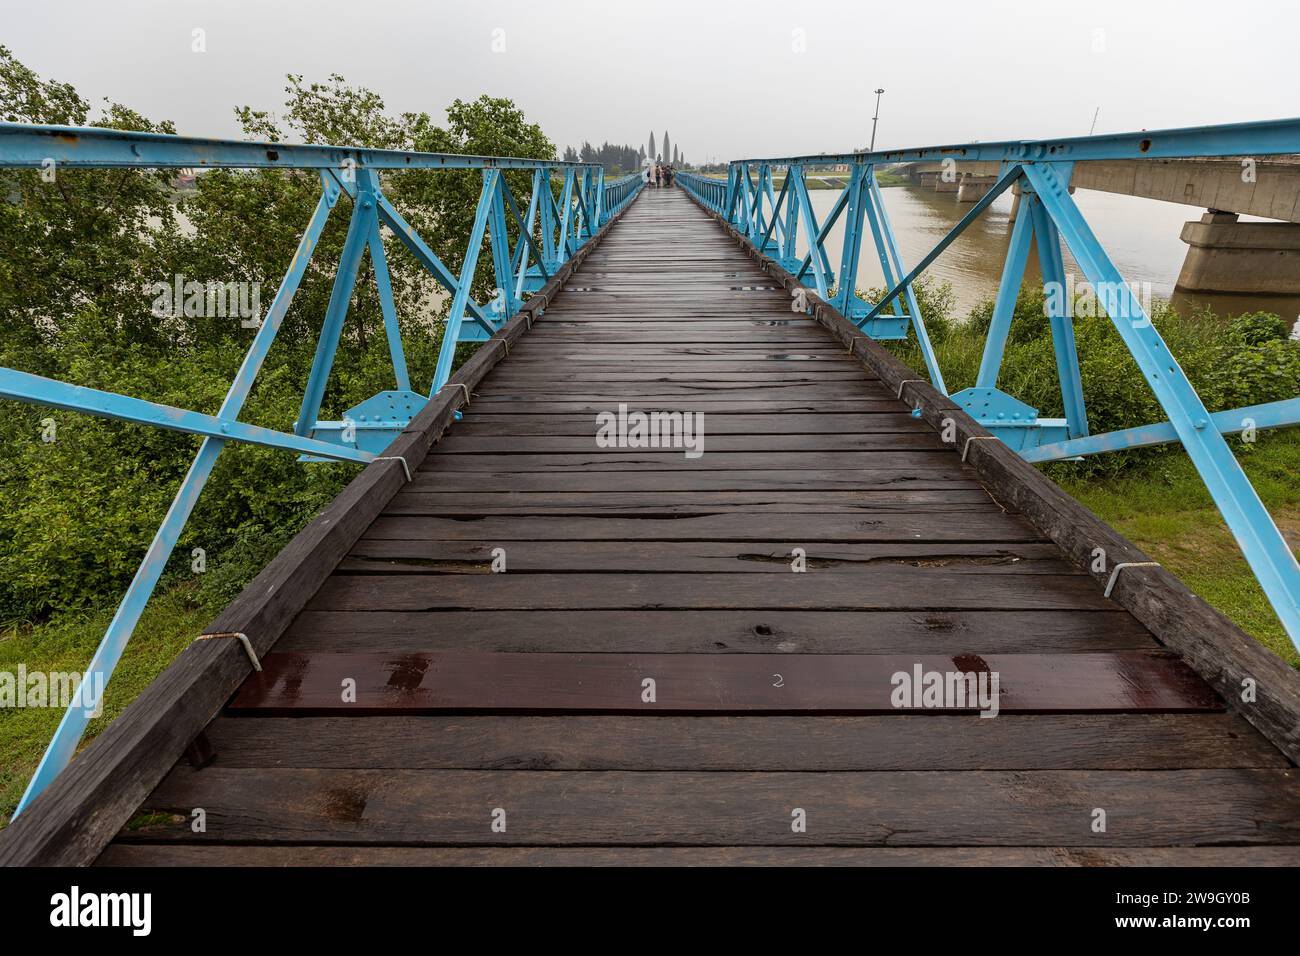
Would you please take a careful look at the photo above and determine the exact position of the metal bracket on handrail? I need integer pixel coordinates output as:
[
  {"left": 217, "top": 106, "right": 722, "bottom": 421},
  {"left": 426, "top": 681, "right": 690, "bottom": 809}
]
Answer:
[
  {"left": 374, "top": 455, "right": 412, "bottom": 482},
  {"left": 1103, "top": 562, "right": 1161, "bottom": 598},
  {"left": 961, "top": 435, "right": 1001, "bottom": 462},
  {"left": 442, "top": 382, "right": 471, "bottom": 407},
  {"left": 194, "top": 632, "right": 262, "bottom": 671}
]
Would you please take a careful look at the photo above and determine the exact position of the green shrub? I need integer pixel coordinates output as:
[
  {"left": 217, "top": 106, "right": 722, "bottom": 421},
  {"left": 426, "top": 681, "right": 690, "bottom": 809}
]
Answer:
[{"left": 870, "top": 280, "right": 1300, "bottom": 478}]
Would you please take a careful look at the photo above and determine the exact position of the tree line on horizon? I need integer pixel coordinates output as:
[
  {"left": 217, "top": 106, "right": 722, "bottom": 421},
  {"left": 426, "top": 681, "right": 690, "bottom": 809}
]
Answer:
[{"left": 562, "top": 130, "right": 686, "bottom": 175}]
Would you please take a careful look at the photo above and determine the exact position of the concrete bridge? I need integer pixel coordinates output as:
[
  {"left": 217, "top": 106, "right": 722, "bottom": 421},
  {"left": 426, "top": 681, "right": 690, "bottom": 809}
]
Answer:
[{"left": 903, "top": 156, "right": 1300, "bottom": 293}]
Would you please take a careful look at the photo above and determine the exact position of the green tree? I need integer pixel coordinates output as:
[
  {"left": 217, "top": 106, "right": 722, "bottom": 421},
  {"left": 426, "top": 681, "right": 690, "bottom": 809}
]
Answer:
[{"left": 0, "top": 51, "right": 557, "bottom": 621}]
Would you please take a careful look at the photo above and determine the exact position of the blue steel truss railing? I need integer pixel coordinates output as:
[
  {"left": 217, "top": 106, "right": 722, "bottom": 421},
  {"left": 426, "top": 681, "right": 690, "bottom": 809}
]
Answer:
[
  {"left": 680, "top": 117, "right": 1300, "bottom": 653},
  {"left": 0, "top": 122, "right": 641, "bottom": 817}
]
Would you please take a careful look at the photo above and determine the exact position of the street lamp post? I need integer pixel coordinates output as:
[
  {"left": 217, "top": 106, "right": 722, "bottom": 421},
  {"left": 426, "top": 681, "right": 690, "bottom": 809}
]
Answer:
[{"left": 870, "top": 88, "right": 885, "bottom": 151}]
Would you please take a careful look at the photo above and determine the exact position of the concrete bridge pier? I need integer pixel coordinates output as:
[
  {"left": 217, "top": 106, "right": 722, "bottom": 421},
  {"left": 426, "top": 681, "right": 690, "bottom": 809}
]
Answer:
[
  {"left": 1008, "top": 182, "right": 1023, "bottom": 222},
  {"left": 933, "top": 173, "right": 959, "bottom": 194},
  {"left": 957, "top": 173, "right": 998, "bottom": 203},
  {"left": 1177, "top": 210, "right": 1300, "bottom": 294}
]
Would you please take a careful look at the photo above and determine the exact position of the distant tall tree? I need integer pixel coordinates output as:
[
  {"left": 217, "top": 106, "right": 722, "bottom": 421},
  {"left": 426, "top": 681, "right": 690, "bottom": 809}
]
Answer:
[
  {"left": 673, "top": 144, "right": 679, "bottom": 165},
  {"left": 662, "top": 131, "right": 671, "bottom": 167},
  {"left": 562, "top": 140, "right": 644, "bottom": 174},
  {"left": 648, "top": 131, "right": 655, "bottom": 162}
]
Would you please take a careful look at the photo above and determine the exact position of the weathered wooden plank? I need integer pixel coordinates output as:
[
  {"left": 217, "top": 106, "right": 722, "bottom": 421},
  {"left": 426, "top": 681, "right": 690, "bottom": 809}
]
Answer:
[
  {"left": 471, "top": 383, "right": 883, "bottom": 400},
  {"left": 456, "top": 399, "right": 910, "bottom": 414},
  {"left": 197, "top": 713, "right": 1285, "bottom": 770},
  {"left": 531, "top": 321, "right": 824, "bottom": 332},
  {"left": 431, "top": 434, "right": 946, "bottom": 454},
  {"left": 488, "top": 361, "right": 871, "bottom": 373},
  {"left": 407, "top": 469, "right": 980, "bottom": 491},
  {"left": 362, "top": 512, "right": 1043, "bottom": 542},
  {"left": 123, "top": 768, "right": 1300, "bottom": 846},
  {"left": 279, "top": 608, "right": 1155, "bottom": 653},
  {"left": 305, "top": 572, "right": 1116, "bottom": 612},
  {"left": 417, "top": 451, "right": 966, "bottom": 471},
  {"left": 379, "top": 492, "right": 1008, "bottom": 517},
  {"left": 342, "top": 539, "right": 1071, "bottom": 572},
  {"left": 228, "top": 650, "right": 1218, "bottom": 714},
  {"left": 515, "top": 333, "right": 836, "bottom": 344},
  {"left": 487, "top": 368, "right": 870, "bottom": 381},
  {"left": 451, "top": 413, "right": 931, "bottom": 434},
  {"left": 503, "top": 347, "right": 849, "bottom": 358},
  {"left": 95, "top": 844, "right": 1300, "bottom": 866}
]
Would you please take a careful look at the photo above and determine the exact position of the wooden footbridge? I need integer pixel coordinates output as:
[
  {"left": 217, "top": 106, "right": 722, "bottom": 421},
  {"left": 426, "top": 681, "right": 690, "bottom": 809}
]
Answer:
[{"left": 2, "top": 123, "right": 1300, "bottom": 867}]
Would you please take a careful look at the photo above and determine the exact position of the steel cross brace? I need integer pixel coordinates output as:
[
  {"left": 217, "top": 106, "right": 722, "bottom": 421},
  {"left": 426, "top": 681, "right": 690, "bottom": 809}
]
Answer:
[
  {"left": 1024, "top": 397, "right": 1300, "bottom": 462},
  {"left": 1022, "top": 160, "right": 1300, "bottom": 648},
  {"left": 13, "top": 172, "right": 344, "bottom": 817},
  {"left": 431, "top": 169, "right": 501, "bottom": 394}
]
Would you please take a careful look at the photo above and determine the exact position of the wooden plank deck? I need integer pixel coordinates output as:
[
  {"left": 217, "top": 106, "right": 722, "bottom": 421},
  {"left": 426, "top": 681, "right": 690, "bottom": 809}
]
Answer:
[{"left": 67, "top": 187, "right": 1300, "bottom": 863}]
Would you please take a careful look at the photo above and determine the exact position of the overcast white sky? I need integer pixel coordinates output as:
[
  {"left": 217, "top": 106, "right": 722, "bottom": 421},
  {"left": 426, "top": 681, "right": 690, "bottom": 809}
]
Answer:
[{"left": 3, "top": 0, "right": 1296, "bottom": 160}]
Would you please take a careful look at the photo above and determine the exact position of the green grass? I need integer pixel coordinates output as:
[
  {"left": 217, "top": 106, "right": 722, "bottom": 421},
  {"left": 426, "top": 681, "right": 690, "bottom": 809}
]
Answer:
[
  {"left": 0, "top": 584, "right": 213, "bottom": 824},
  {"left": 1051, "top": 429, "right": 1300, "bottom": 667}
]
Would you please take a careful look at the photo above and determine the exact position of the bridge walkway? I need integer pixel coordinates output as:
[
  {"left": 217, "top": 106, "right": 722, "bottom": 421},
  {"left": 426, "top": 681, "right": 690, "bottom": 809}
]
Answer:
[{"left": 93, "top": 186, "right": 1299, "bottom": 865}]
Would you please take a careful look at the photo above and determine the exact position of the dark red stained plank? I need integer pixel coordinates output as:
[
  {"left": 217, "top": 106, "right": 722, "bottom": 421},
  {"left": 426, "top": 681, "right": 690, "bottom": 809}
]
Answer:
[{"left": 229, "top": 650, "right": 1221, "bottom": 715}]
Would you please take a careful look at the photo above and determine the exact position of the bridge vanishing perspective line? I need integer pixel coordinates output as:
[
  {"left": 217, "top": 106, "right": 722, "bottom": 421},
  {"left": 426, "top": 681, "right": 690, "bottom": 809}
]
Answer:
[{"left": 1, "top": 121, "right": 1299, "bottom": 866}]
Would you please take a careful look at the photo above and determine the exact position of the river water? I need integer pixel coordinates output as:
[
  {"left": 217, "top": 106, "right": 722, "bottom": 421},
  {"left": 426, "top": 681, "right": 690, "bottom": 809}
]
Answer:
[{"left": 799, "top": 185, "right": 1300, "bottom": 323}]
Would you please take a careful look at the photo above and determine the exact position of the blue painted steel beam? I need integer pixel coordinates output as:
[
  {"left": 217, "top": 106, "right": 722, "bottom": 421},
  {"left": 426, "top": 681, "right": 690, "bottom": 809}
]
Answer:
[
  {"left": 1028, "top": 186, "right": 1088, "bottom": 438},
  {"left": 13, "top": 173, "right": 343, "bottom": 817},
  {"left": 790, "top": 168, "right": 832, "bottom": 299},
  {"left": 861, "top": 165, "right": 1021, "bottom": 325},
  {"left": 431, "top": 170, "right": 498, "bottom": 394},
  {"left": 864, "top": 170, "right": 945, "bottom": 391},
  {"left": 1023, "top": 398, "right": 1300, "bottom": 463},
  {"left": 293, "top": 172, "right": 377, "bottom": 437},
  {"left": 514, "top": 168, "right": 546, "bottom": 302},
  {"left": 571, "top": 169, "right": 597, "bottom": 245},
  {"left": 975, "top": 195, "right": 1035, "bottom": 387},
  {"left": 835, "top": 166, "right": 869, "bottom": 315},
  {"left": 367, "top": 213, "right": 411, "bottom": 392},
  {"left": 791, "top": 173, "right": 843, "bottom": 284},
  {"left": 538, "top": 169, "right": 560, "bottom": 266},
  {"left": 0, "top": 122, "right": 598, "bottom": 171},
  {"left": 500, "top": 173, "right": 549, "bottom": 285},
  {"left": 728, "top": 116, "right": 1300, "bottom": 166},
  {"left": 369, "top": 191, "right": 496, "bottom": 337},
  {"left": 859, "top": 170, "right": 905, "bottom": 320},
  {"left": 758, "top": 174, "right": 790, "bottom": 254},
  {"left": 0, "top": 368, "right": 374, "bottom": 463},
  {"left": 1023, "top": 160, "right": 1300, "bottom": 648},
  {"left": 487, "top": 172, "right": 516, "bottom": 322},
  {"left": 557, "top": 170, "right": 578, "bottom": 257}
]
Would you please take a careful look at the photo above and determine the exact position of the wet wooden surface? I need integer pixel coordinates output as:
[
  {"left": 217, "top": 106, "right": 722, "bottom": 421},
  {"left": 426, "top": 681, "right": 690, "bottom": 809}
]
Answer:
[
  {"left": 228, "top": 650, "right": 1220, "bottom": 714},
  {"left": 103, "top": 186, "right": 1297, "bottom": 866}
]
